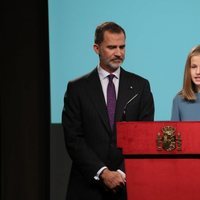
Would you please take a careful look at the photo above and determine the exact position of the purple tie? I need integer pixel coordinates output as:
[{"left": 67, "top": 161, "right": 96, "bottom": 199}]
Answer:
[{"left": 107, "top": 74, "right": 116, "bottom": 130}]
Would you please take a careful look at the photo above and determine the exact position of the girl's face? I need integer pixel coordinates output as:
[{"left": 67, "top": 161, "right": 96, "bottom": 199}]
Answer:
[{"left": 190, "top": 55, "right": 200, "bottom": 91}]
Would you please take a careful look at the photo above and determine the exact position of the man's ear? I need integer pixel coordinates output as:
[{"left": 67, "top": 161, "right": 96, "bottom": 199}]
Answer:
[{"left": 93, "top": 44, "right": 99, "bottom": 54}]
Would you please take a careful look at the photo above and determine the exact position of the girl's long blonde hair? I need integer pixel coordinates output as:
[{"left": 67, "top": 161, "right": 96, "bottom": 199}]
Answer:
[{"left": 179, "top": 45, "right": 200, "bottom": 101}]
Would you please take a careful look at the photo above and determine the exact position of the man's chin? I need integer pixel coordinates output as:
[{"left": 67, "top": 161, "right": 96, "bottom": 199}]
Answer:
[
  {"left": 109, "top": 65, "right": 120, "bottom": 71},
  {"left": 110, "top": 62, "right": 122, "bottom": 69}
]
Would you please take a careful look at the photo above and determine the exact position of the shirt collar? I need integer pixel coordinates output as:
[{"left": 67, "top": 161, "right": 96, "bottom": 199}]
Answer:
[{"left": 97, "top": 65, "right": 120, "bottom": 80}]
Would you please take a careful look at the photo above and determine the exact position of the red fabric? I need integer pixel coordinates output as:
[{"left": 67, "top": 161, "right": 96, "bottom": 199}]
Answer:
[
  {"left": 116, "top": 122, "right": 200, "bottom": 200},
  {"left": 125, "top": 159, "right": 200, "bottom": 200},
  {"left": 117, "top": 121, "right": 200, "bottom": 154}
]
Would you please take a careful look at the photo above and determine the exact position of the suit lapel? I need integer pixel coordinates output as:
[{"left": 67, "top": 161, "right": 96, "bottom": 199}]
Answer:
[
  {"left": 85, "top": 68, "right": 111, "bottom": 132},
  {"left": 115, "top": 68, "right": 138, "bottom": 122},
  {"left": 84, "top": 68, "right": 138, "bottom": 131}
]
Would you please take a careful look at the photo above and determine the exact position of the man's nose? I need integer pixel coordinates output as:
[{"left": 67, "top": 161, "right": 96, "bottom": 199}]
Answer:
[{"left": 114, "top": 48, "right": 122, "bottom": 56}]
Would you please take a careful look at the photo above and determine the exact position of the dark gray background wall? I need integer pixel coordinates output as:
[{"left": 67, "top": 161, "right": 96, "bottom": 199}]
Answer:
[
  {"left": 50, "top": 124, "right": 71, "bottom": 200},
  {"left": 2, "top": 0, "right": 50, "bottom": 199}
]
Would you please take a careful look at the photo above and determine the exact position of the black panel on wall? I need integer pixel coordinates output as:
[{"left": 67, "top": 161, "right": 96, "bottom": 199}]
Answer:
[{"left": 2, "top": 0, "right": 50, "bottom": 200}]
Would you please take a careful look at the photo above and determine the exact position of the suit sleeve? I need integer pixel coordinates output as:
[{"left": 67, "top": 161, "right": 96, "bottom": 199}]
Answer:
[{"left": 62, "top": 82, "right": 105, "bottom": 182}]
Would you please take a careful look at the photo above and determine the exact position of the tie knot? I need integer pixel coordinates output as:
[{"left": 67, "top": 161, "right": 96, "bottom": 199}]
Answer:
[{"left": 108, "top": 74, "right": 115, "bottom": 82}]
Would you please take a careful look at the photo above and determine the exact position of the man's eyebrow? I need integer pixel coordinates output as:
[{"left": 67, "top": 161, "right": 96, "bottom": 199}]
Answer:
[
  {"left": 107, "top": 44, "right": 126, "bottom": 47},
  {"left": 107, "top": 45, "right": 117, "bottom": 48}
]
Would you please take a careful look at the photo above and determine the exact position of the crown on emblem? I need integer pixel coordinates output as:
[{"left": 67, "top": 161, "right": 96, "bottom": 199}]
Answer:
[{"left": 162, "top": 126, "right": 175, "bottom": 134}]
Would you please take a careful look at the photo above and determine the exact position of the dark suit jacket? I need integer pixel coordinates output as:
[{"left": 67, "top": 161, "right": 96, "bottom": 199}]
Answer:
[{"left": 62, "top": 67, "right": 154, "bottom": 200}]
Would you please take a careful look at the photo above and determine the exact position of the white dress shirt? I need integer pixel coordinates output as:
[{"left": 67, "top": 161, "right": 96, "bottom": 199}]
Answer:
[
  {"left": 97, "top": 65, "right": 120, "bottom": 103},
  {"left": 94, "top": 65, "right": 126, "bottom": 181}
]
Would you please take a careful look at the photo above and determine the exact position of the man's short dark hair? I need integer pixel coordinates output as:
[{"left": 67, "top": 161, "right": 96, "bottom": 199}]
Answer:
[{"left": 94, "top": 22, "right": 126, "bottom": 45}]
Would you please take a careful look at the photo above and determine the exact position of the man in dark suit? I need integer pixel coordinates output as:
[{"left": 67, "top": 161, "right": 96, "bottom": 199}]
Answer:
[{"left": 62, "top": 22, "right": 154, "bottom": 200}]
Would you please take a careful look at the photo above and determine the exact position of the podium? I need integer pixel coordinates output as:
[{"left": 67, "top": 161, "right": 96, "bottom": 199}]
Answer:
[{"left": 117, "top": 121, "right": 200, "bottom": 200}]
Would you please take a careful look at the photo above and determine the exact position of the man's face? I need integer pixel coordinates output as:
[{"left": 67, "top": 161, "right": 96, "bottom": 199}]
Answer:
[{"left": 93, "top": 31, "right": 125, "bottom": 73}]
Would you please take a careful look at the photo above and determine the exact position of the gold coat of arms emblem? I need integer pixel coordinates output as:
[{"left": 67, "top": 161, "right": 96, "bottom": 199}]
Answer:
[{"left": 157, "top": 126, "right": 182, "bottom": 151}]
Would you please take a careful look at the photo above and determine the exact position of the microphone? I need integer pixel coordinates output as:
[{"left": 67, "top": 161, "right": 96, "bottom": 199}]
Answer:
[{"left": 122, "top": 93, "right": 138, "bottom": 121}]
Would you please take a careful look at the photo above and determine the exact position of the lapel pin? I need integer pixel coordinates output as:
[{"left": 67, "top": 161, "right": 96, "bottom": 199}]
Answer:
[{"left": 130, "top": 86, "right": 133, "bottom": 89}]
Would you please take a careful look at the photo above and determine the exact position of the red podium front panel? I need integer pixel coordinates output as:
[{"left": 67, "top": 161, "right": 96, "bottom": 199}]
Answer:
[{"left": 117, "top": 122, "right": 200, "bottom": 200}]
